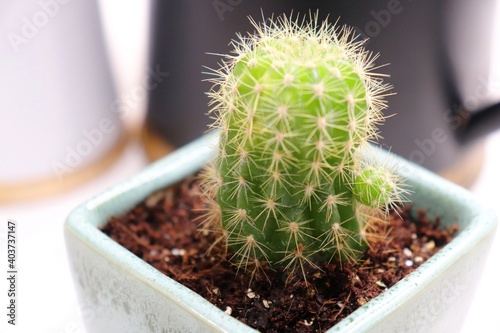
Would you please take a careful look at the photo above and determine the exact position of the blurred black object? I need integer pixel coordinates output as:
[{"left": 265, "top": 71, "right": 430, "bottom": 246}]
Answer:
[{"left": 145, "top": 0, "right": 500, "bottom": 181}]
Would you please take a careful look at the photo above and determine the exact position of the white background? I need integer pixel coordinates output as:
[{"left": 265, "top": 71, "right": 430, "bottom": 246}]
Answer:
[{"left": 1, "top": 1, "right": 499, "bottom": 332}]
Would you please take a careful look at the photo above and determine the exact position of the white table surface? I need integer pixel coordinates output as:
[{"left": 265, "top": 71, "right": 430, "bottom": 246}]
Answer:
[{"left": 1, "top": 1, "right": 499, "bottom": 332}]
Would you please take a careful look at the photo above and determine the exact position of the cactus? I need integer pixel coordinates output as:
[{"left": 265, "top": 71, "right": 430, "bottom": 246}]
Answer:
[{"left": 201, "top": 14, "right": 405, "bottom": 279}]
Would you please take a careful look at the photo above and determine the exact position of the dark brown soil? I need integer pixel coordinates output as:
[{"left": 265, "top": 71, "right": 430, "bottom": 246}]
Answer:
[{"left": 101, "top": 176, "right": 457, "bottom": 333}]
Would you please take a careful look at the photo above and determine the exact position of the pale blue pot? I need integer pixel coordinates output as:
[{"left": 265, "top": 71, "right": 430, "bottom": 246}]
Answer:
[{"left": 65, "top": 133, "right": 497, "bottom": 333}]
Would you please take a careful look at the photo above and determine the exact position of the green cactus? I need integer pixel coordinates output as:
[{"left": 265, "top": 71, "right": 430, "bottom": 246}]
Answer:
[{"left": 201, "top": 15, "right": 405, "bottom": 278}]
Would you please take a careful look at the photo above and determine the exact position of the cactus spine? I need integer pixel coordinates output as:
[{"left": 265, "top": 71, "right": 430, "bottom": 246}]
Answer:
[{"left": 202, "top": 15, "right": 405, "bottom": 277}]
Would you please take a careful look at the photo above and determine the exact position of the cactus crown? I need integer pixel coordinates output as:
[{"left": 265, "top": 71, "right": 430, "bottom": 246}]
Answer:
[{"left": 201, "top": 14, "right": 406, "bottom": 280}]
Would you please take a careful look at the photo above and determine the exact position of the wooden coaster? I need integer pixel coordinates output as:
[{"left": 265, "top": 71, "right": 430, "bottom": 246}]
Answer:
[
  {"left": 0, "top": 133, "right": 129, "bottom": 203},
  {"left": 438, "top": 141, "right": 486, "bottom": 188},
  {"left": 140, "top": 124, "right": 176, "bottom": 162}
]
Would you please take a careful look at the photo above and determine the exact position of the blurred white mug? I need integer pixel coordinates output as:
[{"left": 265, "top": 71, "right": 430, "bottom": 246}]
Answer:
[{"left": 0, "top": 0, "right": 123, "bottom": 201}]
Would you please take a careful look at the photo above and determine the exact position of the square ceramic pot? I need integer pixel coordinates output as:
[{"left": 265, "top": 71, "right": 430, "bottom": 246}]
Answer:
[{"left": 65, "top": 133, "right": 497, "bottom": 333}]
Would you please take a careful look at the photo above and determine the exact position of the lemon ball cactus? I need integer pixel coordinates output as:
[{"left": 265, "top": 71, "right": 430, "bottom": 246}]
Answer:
[{"left": 201, "top": 14, "right": 406, "bottom": 279}]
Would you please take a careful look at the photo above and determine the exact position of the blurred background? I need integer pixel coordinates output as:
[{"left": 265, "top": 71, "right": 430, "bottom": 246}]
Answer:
[{"left": 0, "top": 0, "right": 499, "bottom": 332}]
